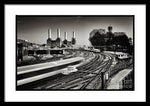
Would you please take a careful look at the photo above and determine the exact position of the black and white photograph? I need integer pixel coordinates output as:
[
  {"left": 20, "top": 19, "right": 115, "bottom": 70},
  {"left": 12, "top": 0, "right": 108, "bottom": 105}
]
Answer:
[
  {"left": 16, "top": 16, "right": 134, "bottom": 90},
  {"left": 5, "top": 5, "right": 146, "bottom": 102}
]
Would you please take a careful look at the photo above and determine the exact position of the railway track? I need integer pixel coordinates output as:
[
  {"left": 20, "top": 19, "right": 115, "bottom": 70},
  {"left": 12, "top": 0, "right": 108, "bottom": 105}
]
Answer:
[
  {"left": 17, "top": 50, "right": 117, "bottom": 90},
  {"left": 17, "top": 51, "right": 95, "bottom": 90},
  {"left": 39, "top": 52, "right": 113, "bottom": 90},
  {"left": 49, "top": 52, "right": 132, "bottom": 90},
  {"left": 34, "top": 52, "right": 101, "bottom": 89}
]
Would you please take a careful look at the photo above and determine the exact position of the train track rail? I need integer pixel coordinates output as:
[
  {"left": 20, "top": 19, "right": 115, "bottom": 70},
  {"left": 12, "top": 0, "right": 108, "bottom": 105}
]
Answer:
[
  {"left": 17, "top": 51, "right": 94, "bottom": 89},
  {"left": 33, "top": 52, "right": 101, "bottom": 89},
  {"left": 39, "top": 52, "right": 113, "bottom": 90},
  {"left": 17, "top": 50, "right": 123, "bottom": 90}
]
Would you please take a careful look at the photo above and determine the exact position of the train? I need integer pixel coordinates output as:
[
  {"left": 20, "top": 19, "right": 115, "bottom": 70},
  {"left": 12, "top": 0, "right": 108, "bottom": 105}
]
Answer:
[
  {"left": 103, "top": 51, "right": 131, "bottom": 60},
  {"left": 61, "top": 65, "right": 78, "bottom": 75},
  {"left": 115, "top": 52, "right": 131, "bottom": 60},
  {"left": 93, "top": 49, "right": 101, "bottom": 53},
  {"left": 84, "top": 47, "right": 101, "bottom": 53}
]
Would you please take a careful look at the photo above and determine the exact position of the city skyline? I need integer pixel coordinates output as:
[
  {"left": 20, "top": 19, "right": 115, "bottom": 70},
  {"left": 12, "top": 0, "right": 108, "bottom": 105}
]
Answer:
[{"left": 17, "top": 16, "right": 133, "bottom": 46}]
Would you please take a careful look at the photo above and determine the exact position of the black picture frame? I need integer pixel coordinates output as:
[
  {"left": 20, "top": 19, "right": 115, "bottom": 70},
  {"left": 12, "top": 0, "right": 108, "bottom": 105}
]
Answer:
[{"left": 3, "top": 0, "right": 148, "bottom": 103}]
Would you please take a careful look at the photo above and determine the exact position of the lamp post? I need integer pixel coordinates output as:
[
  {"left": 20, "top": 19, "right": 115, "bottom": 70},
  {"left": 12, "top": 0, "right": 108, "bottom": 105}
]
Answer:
[
  {"left": 113, "top": 44, "right": 117, "bottom": 55},
  {"left": 112, "top": 44, "right": 117, "bottom": 64},
  {"left": 101, "top": 72, "right": 104, "bottom": 90},
  {"left": 25, "top": 40, "right": 28, "bottom": 56}
]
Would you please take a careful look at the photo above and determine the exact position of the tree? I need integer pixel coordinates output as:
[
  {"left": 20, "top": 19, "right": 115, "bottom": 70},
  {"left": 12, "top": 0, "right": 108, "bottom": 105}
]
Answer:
[
  {"left": 128, "top": 37, "right": 133, "bottom": 55},
  {"left": 89, "top": 31, "right": 105, "bottom": 48},
  {"left": 106, "top": 32, "right": 114, "bottom": 46},
  {"left": 113, "top": 34, "right": 130, "bottom": 48},
  {"left": 128, "top": 37, "right": 133, "bottom": 46}
]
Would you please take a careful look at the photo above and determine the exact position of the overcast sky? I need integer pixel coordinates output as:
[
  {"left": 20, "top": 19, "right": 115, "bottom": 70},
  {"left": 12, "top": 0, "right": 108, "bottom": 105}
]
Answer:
[{"left": 17, "top": 16, "right": 133, "bottom": 46}]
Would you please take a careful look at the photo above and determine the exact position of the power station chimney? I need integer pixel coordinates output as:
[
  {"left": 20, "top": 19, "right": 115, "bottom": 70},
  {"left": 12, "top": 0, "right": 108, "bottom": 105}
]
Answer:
[
  {"left": 57, "top": 28, "right": 60, "bottom": 38},
  {"left": 64, "top": 32, "right": 67, "bottom": 40},
  {"left": 72, "top": 31, "right": 76, "bottom": 45},
  {"left": 48, "top": 28, "right": 51, "bottom": 38},
  {"left": 73, "top": 31, "right": 75, "bottom": 38}
]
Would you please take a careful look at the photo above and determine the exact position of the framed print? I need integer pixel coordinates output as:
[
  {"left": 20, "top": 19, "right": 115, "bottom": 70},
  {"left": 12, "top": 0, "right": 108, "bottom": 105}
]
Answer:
[{"left": 4, "top": 4, "right": 146, "bottom": 102}]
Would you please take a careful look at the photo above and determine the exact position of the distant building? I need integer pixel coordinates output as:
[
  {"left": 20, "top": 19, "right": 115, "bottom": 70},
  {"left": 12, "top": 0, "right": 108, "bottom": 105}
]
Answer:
[
  {"left": 46, "top": 28, "right": 76, "bottom": 48},
  {"left": 106, "top": 26, "right": 114, "bottom": 40},
  {"left": 17, "top": 39, "right": 30, "bottom": 56},
  {"left": 71, "top": 31, "right": 76, "bottom": 45},
  {"left": 114, "top": 32, "right": 126, "bottom": 36},
  {"left": 17, "top": 43, "right": 23, "bottom": 61},
  {"left": 47, "top": 28, "right": 62, "bottom": 48},
  {"left": 17, "top": 39, "right": 42, "bottom": 61},
  {"left": 47, "top": 29, "right": 51, "bottom": 47}
]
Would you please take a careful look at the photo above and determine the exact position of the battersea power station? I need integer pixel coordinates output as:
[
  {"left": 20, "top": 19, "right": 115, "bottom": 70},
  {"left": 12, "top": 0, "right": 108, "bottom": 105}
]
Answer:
[{"left": 47, "top": 28, "right": 76, "bottom": 48}]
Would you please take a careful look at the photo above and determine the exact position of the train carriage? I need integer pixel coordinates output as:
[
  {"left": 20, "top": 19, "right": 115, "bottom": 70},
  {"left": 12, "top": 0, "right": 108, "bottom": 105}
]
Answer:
[{"left": 115, "top": 52, "right": 130, "bottom": 60}]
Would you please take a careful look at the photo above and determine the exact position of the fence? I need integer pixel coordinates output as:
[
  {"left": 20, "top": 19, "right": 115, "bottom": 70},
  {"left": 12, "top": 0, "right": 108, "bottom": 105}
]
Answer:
[
  {"left": 101, "top": 59, "right": 133, "bottom": 89},
  {"left": 119, "top": 70, "right": 134, "bottom": 90}
]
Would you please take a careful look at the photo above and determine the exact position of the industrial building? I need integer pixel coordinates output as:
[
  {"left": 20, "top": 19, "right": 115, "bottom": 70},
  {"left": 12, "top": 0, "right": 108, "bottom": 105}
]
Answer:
[{"left": 46, "top": 28, "right": 76, "bottom": 48}]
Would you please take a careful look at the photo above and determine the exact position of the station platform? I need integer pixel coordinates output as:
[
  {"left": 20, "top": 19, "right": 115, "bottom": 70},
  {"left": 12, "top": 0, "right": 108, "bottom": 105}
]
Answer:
[
  {"left": 106, "top": 68, "right": 133, "bottom": 89},
  {"left": 17, "top": 57, "right": 84, "bottom": 86},
  {"left": 17, "top": 57, "right": 84, "bottom": 74}
]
